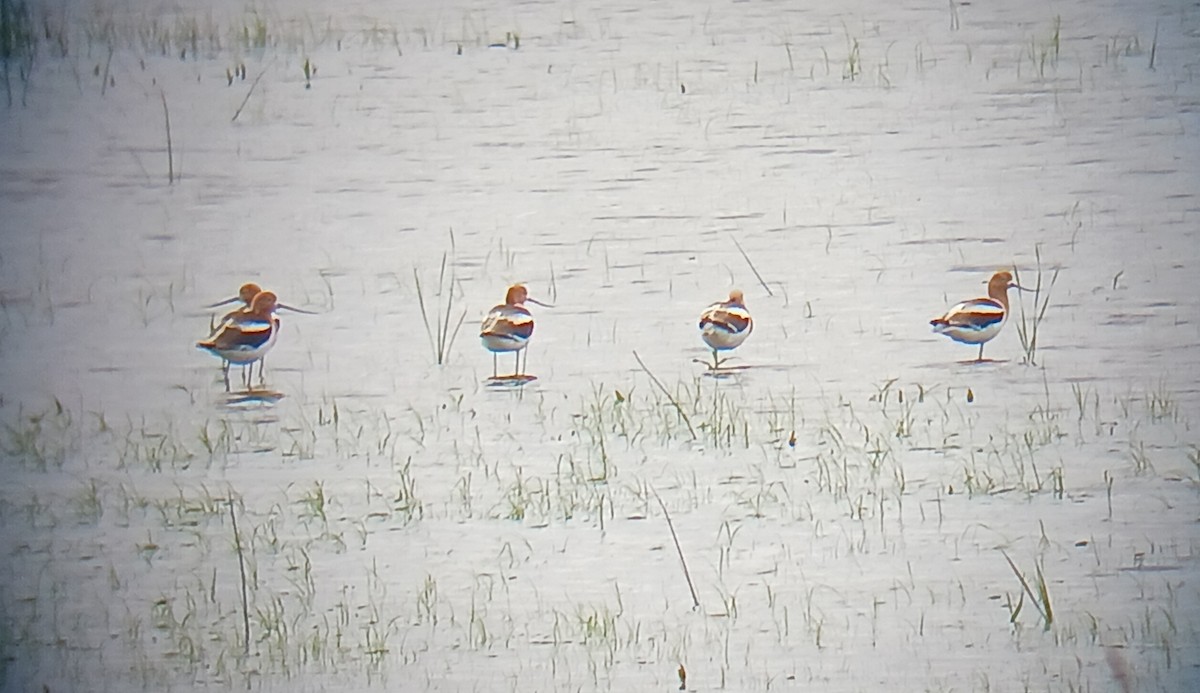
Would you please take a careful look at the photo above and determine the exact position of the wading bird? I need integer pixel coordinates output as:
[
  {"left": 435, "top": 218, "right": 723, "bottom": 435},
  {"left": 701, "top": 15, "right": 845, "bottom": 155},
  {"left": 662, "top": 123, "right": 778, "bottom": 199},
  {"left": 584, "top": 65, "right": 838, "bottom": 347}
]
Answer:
[
  {"left": 207, "top": 282, "right": 263, "bottom": 324},
  {"left": 930, "top": 270, "right": 1026, "bottom": 362},
  {"left": 698, "top": 289, "right": 753, "bottom": 370},
  {"left": 480, "top": 284, "right": 550, "bottom": 379}
]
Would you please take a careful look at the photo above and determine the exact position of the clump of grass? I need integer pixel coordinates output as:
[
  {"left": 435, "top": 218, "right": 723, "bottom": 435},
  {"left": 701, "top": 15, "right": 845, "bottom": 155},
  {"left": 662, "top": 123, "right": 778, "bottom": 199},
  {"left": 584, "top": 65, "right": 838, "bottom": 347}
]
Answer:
[
  {"left": 1144, "top": 379, "right": 1177, "bottom": 423},
  {"left": 72, "top": 478, "right": 103, "bottom": 523},
  {"left": 1013, "top": 246, "right": 1059, "bottom": 366},
  {"left": 391, "top": 457, "right": 423, "bottom": 524},
  {"left": 239, "top": 12, "right": 269, "bottom": 51},
  {"left": 413, "top": 250, "right": 466, "bottom": 366},
  {"left": 1025, "top": 15, "right": 1061, "bottom": 78},
  {"left": 1130, "top": 440, "right": 1154, "bottom": 475},
  {"left": 843, "top": 35, "right": 861, "bottom": 80},
  {"left": 1001, "top": 550, "right": 1053, "bottom": 630},
  {"left": 0, "top": 0, "right": 35, "bottom": 60},
  {"left": 297, "top": 480, "right": 329, "bottom": 523},
  {"left": 1, "top": 0, "right": 38, "bottom": 106},
  {"left": 415, "top": 573, "right": 437, "bottom": 625},
  {"left": 3, "top": 399, "right": 76, "bottom": 470}
]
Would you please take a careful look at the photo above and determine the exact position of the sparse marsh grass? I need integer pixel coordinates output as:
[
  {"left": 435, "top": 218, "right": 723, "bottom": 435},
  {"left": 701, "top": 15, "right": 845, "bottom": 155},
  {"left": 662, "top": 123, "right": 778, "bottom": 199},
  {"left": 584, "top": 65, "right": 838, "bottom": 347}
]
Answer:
[
  {"left": 113, "top": 416, "right": 201, "bottom": 472},
  {"left": 563, "top": 372, "right": 1105, "bottom": 512},
  {"left": 1014, "top": 247, "right": 1060, "bottom": 367},
  {"left": 0, "top": 0, "right": 37, "bottom": 105},
  {"left": 15, "top": 4, "right": 525, "bottom": 72},
  {"left": 1002, "top": 551, "right": 1054, "bottom": 631},
  {"left": 575, "top": 374, "right": 761, "bottom": 453},
  {"left": 2, "top": 399, "right": 76, "bottom": 470},
  {"left": 494, "top": 462, "right": 608, "bottom": 524},
  {"left": 1025, "top": 15, "right": 1061, "bottom": 78},
  {"left": 390, "top": 457, "right": 424, "bottom": 524},
  {"left": 1144, "top": 379, "right": 1178, "bottom": 424},
  {"left": 413, "top": 252, "right": 466, "bottom": 366},
  {"left": 71, "top": 477, "right": 103, "bottom": 523},
  {"left": 0, "top": 0, "right": 35, "bottom": 55},
  {"left": 82, "top": 9, "right": 312, "bottom": 58}
]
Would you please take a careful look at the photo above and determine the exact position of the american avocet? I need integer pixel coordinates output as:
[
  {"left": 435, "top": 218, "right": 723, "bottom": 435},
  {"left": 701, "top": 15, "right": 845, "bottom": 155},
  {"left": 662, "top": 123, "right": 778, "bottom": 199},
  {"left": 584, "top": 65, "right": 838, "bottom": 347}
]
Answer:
[
  {"left": 480, "top": 284, "right": 551, "bottom": 379},
  {"left": 930, "top": 270, "right": 1026, "bottom": 362},
  {"left": 197, "top": 291, "right": 280, "bottom": 389},
  {"left": 207, "top": 282, "right": 263, "bottom": 324},
  {"left": 698, "top": 289, "right": 753, "bottom": 370}
]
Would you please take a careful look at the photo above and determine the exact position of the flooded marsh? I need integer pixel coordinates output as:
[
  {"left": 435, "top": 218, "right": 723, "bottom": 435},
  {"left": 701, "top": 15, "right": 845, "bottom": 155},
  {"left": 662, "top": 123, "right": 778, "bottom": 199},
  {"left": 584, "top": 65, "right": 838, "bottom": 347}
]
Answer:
[{"left": 0, "top": 0, "right": 1198, "bottom": 691}]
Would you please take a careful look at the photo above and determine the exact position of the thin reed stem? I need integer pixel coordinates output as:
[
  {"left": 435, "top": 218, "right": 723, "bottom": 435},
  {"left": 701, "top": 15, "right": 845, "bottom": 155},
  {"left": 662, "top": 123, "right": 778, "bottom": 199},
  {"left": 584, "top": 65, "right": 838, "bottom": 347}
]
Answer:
[
  {"left": 160, "top": 91, "right": 174, "bottom": 184},
  {"left": 228, "top": 496, "right": 251, "bottom": 657},
  {"left": 652, "top": 487, "right": 700, "bottom": 610},
  {"left": 231, "top": 60, "right": 273, "bottom": 122},
  {"left": 731, "top": 234, "right": 773, "bottom": 297},
  {"left": 100, "top": 46, "right": 112, "bottom": 96}
]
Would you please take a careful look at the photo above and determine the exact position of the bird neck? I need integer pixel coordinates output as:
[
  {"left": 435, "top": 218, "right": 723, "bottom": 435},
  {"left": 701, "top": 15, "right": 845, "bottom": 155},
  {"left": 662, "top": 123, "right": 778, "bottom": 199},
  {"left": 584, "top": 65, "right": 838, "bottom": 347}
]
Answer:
[{"left": 988, "top": 281, "right": 1011, "bottom": 311}]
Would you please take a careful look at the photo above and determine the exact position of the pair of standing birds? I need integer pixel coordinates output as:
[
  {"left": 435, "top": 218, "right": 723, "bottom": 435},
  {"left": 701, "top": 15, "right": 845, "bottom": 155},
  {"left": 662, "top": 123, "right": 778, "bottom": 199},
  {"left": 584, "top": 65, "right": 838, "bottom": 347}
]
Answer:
[
  {"left": 195, "top": 283, "right": 312, "bottom": 388},
  {"left": 695, "top": 270, "right": 1023, "bottom": 366},
  {"left": 480, "top": 269, "right": 1024, "bottom": 377},
  {"left": 478, "top": 284, "right": 754, "bottom": 379}
]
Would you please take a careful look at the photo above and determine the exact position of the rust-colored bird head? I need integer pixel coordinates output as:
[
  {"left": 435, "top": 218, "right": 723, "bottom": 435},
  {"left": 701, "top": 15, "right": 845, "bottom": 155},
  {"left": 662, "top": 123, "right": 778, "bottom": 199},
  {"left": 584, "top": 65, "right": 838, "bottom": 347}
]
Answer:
[{"left": 505, "top": 284, "right": 529, "bottom": 306}]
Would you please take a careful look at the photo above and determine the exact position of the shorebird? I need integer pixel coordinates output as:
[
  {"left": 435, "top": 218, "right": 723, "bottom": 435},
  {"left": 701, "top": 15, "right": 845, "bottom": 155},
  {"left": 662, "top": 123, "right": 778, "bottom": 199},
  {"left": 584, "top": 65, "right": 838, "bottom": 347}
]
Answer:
[
  {"left": 930, "top": 270, "right": 1026, "bottom": 362},
  {"left": 197, "top": 291, "right": 281, "bottom": 389},
  {"left": 480, "top": 284, "right": 550, "bottom": 379},
  {"left": 206, "top": 282, "right": 263, "bottom": 325},
  {"left": 698, "top": 289, "right": 753, "bottom": 370}
]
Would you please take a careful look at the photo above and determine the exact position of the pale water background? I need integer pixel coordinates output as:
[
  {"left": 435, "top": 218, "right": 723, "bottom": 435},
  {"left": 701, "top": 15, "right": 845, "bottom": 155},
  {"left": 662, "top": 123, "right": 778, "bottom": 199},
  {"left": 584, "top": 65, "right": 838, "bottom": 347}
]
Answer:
[{"left": 0, "top": 0, "right": 1197, "bottom": 690}]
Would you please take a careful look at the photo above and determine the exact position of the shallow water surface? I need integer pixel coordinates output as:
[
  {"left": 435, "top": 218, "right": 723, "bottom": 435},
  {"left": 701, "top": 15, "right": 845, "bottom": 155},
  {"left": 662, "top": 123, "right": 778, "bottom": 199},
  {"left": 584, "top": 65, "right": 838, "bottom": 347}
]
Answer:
[{"left": 0, "top": 0, "right": 1197, "bottom": 691}]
